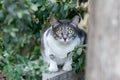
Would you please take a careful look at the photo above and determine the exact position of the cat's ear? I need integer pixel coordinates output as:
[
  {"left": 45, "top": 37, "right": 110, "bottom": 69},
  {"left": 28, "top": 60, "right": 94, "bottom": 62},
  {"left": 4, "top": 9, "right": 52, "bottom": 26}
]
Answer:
[
  {"left": 71, "top": 15, "right": 79, "bottom": 26},
  {"left": 50, "top": 15, "right": 59, "bottom": 27}
]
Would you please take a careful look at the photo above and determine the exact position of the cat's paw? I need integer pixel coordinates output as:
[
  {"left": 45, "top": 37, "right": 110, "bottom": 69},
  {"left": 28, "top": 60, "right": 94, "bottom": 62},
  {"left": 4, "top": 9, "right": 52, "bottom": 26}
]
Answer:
[
  {"left": 62, "top": 65, "right": 72, "bottom": 71},
  {"left": 62, "top": 61, "right": 72, "bottom": 71},
  {"left": 48, "top": 62, "right": 58, "bottom": 72}
]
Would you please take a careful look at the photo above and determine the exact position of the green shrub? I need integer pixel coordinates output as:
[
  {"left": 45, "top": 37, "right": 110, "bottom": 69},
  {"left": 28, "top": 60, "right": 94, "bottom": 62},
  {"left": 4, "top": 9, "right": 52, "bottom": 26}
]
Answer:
[
  {"left": 72, "top": 45, "right": 86, "bottom": 73},
  {"left": 0, "top": 0, "right": 87, "bottom": 79}
]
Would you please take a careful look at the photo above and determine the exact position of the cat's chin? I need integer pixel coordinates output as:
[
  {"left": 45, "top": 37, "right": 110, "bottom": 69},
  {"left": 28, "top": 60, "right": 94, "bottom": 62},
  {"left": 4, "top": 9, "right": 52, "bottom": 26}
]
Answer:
[{"left": 58, "top": 39, "right": 73, "bottom": 43}]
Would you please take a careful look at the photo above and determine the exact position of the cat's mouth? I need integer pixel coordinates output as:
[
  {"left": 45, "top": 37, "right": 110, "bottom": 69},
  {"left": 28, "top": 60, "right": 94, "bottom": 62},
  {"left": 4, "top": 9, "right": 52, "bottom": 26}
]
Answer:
[
  {"left": 58, "top": 38, "right": 68, "bottom": 43},
  {"left": 63, "top": 39, "right": 69, "bottom": 43},
  {"left": 57, "top": 37, "right": 73, "bottom": 43}
]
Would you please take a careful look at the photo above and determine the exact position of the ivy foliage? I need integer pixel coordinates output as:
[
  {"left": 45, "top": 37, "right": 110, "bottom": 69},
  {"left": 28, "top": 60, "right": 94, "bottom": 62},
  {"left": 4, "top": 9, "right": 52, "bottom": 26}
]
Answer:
[
  {"left": 72, "top": 46, "right": 86, "bottom": 73},
  {"left": 0, "top": 0, "right": 87, "bottom": 79}
]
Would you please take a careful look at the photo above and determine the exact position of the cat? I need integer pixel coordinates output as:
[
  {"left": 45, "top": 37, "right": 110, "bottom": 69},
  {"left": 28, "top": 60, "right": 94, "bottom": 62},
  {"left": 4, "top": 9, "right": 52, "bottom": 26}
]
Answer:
[{"left": 41, "top": 15, "right": 86, "bottom": 72}]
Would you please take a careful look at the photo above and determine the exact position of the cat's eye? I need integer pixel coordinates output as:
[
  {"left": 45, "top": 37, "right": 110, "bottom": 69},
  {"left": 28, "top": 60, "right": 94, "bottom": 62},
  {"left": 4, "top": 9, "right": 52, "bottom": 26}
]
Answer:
[
  {"left": 68, "top": 30, "right": 73, "bottom": 34},
  {"left": 57, "top": 30, "right": 62, "bottom": 34}
]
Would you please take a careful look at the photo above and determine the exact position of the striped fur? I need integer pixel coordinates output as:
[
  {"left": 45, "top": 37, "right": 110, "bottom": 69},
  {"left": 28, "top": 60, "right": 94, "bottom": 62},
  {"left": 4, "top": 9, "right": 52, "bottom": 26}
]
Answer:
[{"left": 41, "top": 15, "right": 86, "bottom": 72}]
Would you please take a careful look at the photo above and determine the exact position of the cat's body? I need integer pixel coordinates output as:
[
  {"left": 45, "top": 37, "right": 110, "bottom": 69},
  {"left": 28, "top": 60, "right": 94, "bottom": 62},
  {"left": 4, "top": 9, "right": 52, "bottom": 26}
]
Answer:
[{"left": 41, "top": 16, "right": 86, "bottom": 72}]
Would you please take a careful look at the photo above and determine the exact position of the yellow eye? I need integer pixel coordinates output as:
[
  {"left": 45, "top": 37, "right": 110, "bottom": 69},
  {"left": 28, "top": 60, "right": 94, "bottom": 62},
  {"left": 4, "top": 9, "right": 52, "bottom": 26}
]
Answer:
[
  {"left": 68, "top": 30, "right": 73, "bottom": 34},
  {"left": 57, "top": 30, "right": 62, "bottom": 34}
]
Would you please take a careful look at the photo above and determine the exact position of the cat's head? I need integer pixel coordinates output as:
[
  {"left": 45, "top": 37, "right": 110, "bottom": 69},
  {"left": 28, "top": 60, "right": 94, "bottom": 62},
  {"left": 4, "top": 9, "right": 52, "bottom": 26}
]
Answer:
[{"left": 50, "top": 15, "right": 79, "bottom": 43}]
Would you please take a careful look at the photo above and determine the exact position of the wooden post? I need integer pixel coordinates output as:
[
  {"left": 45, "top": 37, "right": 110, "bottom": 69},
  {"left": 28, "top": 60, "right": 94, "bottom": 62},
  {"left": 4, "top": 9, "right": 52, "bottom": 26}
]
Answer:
[{"left": 86, "top": 0, "right": 120, "bottom": 80}]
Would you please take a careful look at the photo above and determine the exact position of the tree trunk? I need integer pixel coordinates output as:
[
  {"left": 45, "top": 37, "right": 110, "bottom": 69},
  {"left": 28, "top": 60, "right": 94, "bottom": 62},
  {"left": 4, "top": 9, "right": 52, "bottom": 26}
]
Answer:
[{"left": 86, "top": 0, "right": 120, "bottom": 80}]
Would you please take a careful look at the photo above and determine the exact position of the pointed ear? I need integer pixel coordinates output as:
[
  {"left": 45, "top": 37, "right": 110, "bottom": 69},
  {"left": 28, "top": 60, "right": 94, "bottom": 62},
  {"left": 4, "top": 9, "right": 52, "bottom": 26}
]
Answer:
[
  {"left": 71, "top": 15, "right": 79, "bottom": 26},
  {"left": 50, "top": 15, "right": 59, "bottom": 27}
]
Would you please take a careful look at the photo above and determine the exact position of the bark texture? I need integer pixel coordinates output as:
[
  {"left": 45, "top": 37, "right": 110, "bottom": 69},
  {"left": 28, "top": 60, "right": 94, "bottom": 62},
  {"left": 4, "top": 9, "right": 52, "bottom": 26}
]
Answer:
[{"left": 86, "top": 0, "right": 120, "bottom": 80}]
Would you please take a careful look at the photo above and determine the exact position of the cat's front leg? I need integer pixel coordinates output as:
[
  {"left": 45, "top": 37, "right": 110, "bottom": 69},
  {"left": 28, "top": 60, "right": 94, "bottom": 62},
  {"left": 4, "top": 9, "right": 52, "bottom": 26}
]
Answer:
[
  {"left": 48, "top": 60, "right": 58, "bottom": 72},
  {"left": 46, "top": 54, "right": 58, "bottom": 72},
  {"left": 62, "top": 59, "right": 72, "bottom": 71}
]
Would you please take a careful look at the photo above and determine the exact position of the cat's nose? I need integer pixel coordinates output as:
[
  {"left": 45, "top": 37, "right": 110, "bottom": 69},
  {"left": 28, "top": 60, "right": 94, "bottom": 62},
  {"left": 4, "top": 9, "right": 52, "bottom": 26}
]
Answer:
[{"left": 63, "top": 37, "right": 67, "bottom": 41}]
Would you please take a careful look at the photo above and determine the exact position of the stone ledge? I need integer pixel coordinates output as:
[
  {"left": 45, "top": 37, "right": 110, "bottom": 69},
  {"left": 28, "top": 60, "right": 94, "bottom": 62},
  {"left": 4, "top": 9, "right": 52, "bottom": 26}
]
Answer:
[{"left": 42, "top": 70, "right": 84, "bottom": 80}]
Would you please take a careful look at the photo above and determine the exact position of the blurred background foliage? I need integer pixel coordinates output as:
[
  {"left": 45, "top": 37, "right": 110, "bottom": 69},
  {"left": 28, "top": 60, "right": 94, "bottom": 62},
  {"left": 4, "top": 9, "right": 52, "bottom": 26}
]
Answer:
[{"left": 0, "top": 0, "right": 88, "bottom": 79}]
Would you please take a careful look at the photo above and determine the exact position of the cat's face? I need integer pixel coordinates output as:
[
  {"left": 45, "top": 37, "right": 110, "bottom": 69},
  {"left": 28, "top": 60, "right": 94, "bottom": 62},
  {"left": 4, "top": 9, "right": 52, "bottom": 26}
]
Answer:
[{"left": 50, "top": 15, "right": 79, "bottom": 43}]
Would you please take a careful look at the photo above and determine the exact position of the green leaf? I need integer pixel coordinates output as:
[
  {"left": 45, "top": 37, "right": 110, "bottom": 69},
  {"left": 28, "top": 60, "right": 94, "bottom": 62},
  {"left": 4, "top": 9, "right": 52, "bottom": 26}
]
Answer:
[
  {"left": 10, "top": 32, "right": 16, "bottom": 38},
  {"left": 64, "top": 5, "right": 68, "bottom": 10},
  {"left": 40, "top": 6, "right": 45, "bottom": 11},
  {"left": 4, "top": 15, "right": 14, "bottom": 25},
  {"left": 70, "top": 4, "right": 77, "bottom": 8},
  {"left": 77, "top": 48, "right": 83, "bottom": 55},
  {"left": 16, "top": 11, "right": 23, "bottom": 19},
  {"left": 62, "top": 0, "right": 66, "bottom": 2},
  {"left": 0, "top": 10, "right": 4, "bottom": 20},
  {"left": 52, "top": 3, "right": 58, "bottom": 13},
  {"left": 31, "top": 4, "right": 39, "bottom": 11}
]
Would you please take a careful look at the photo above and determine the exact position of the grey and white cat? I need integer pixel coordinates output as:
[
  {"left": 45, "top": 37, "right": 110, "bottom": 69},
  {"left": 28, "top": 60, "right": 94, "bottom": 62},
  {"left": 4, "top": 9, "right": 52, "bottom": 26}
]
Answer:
[{"left": 41, "top": 15, "right": 86, "bottom": 72}]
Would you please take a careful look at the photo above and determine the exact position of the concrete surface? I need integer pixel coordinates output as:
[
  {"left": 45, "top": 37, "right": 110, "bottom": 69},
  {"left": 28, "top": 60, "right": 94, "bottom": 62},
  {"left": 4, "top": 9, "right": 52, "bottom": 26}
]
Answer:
[{"left": 42, "top": 70, "right": 84, "bottom": 80}]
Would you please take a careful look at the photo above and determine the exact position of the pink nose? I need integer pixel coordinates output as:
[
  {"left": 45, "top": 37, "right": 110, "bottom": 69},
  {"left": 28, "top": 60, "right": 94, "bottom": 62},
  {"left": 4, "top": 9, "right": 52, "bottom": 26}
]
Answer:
[{"left": 63, "top": 37, "right": 67, "bottom": 41}]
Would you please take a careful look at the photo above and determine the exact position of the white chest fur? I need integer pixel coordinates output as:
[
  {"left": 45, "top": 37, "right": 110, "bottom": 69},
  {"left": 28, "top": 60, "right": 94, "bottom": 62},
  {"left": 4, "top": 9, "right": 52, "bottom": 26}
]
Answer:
[{"left": 43, "top": 28, "right": 81, "bottom": 59}]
